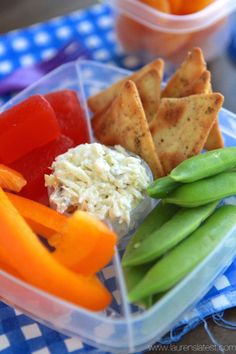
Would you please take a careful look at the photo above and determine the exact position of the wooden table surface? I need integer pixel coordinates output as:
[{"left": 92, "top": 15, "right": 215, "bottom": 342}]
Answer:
[{"left": 1, "top": 1, "right": 236, "bottom": 353}]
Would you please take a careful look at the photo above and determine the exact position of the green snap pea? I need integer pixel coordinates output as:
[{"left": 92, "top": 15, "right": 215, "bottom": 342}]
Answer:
[
  {"left": 122, "top": 202, "right": 179, "bottom": 264},
  {"left": 123, "top": 265, "right": 150, "bottom": 294},
  {"left": 122, "top": 202, "right": 179, "bottom": 308},
  {"left": 147, "top": 176, "right": 181, "bottom": 199},
  {"left": 128, "top": 205, "right": 236, "bottom": 302},
  {"left": 170, "top": 147, "right": 236, "bottom": 183},
  {"left": 123, "top": 265, "right": 153, "bottom": 308},
  {"left": 123, "top": 201, "right": 218, "bottom": 267},
  {"left": 164, "top": 172, "right": 236, "bottom": 207}
]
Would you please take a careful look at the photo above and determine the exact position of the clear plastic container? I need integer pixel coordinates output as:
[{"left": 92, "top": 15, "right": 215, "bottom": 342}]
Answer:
[
  {"left": 107, "top": 0, "right": 236, "bottom": 65},
  {"left": 1, "top": 60, "right": 236, "bottom": 353}
]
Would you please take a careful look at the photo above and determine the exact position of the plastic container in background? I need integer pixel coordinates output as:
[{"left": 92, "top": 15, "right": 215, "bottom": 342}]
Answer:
[
  {"left": 107, "top": 0, "right": 236, "bottom": 66},
  {"left": 1, "top": 60, "right": 236, "bottom": 353}
]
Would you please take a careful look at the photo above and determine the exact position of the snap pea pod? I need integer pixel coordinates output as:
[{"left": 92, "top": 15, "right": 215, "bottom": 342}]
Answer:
[
  {"left": 129, "top": 205, "right": 236, "bottom": 302},
  {"left": 170, "top": 147, "right": 236, "bottom": 183},
  {"left": 122, "top": 202, "right": 179, "bottom": 308},
  {"left": 123, "top": 201, "right": 218, "bottom": 267},
  {"left": 164, "top": 172, "right": 236, "bottom": 207},
  {"left": 123, "top": 265, "right": 153, "bottom": 308},
  {"left": 147, "top": 176, "right": 181, "bottom": 199},
  {"left": 122, "top": 202, "right": 179, "bottom": 263}
]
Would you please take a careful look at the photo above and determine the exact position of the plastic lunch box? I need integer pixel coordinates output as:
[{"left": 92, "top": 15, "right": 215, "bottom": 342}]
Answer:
[
  {"left": 107, "top": 0, "right": 236, "bottom": 65},
  {"left": 1, "top": 60, "right": 236, "bottom": 353}
]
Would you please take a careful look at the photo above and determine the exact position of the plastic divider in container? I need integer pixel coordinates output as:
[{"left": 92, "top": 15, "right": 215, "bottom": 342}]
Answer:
[{"left": 0, "top": 60, "right": 236, "bottom": 353}]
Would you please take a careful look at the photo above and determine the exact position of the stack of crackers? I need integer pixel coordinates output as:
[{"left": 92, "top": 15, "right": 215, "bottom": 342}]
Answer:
[{"left": 88, "top": 48, "right": 224, "bottom": 178}]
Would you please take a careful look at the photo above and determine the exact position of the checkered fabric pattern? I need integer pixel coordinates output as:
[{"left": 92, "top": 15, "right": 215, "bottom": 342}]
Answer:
[
  {"left": 0, "top": 3, "right": 236, "bottom": 353},
  {"left": 0, "top": 303, "right": 86, "bottom": 354}
]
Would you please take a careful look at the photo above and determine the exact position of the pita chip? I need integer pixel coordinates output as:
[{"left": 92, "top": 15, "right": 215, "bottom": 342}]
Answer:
[
  {"left": 163, "top": 65, "right": 224, "bottom": 150},
  {"left": 162, "top": 47, "right": 206, "bottom": 98},
  {"left": 88, "top": 59, "right": 164, "bottom": 114},
  {"left": 92, "top": 80, "right": 164, "bottom": 178},
  {"left": 204, "top": 121, "right": 224, "bottom": 150},
  {"left": 136, "top": 68, "right": 162, "bottom": 123},
  {"left": 176, "top": 70, "right": 211, "bottom": 97},
  {"left": 150, "top": 93, "right": 224, "bottom": 175},
  {"left": 185, "top": 71, "right": 224, "bottom": 150}
]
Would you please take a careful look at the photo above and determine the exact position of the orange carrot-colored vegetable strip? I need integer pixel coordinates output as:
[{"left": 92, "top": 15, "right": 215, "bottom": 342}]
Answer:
[
  {"left": 0, "top": 188, "right": 111, "bottom": 310},
  {"left": 6, "top": 192, "right": 117, "bottom": 275},
  {"left": 51, "top": 211, "right": 117, "bottom": 276},
  {"left": 168, "top": 0, "right": 183, "bottom": 14},
  {"left": 0, "top": 245, "right": 22, "bottom": 278},
  {"left": 0, "top": 260, "right": 22, "bottom": 278},
  {"left": 6, "top": 192, "right": 67, "bottom": 238},
  {"left": 0, "top": 165, "right": 26, "bottom": 192},
  {"left": 141, "top": 0, "right": 170, "bottom": 13},
  {"left": 177, "top": 0, "right": 214, "bottom": 15}
]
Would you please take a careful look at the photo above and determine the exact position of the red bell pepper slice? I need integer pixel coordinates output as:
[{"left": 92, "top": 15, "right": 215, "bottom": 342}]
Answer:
[
  {"left": 11, "top": 135, "right": 74, "bottom": 204},
  {"left": 45, "top": 90, "right": 90, "bottom": 145},
  {"left": 0, "top": 95, "right": 60, "bottom": 164}
]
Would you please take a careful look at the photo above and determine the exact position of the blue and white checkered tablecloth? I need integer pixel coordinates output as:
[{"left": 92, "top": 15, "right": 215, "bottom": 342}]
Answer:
[{"left": 1, "top": 3, "right": 236, "bottom": 353}]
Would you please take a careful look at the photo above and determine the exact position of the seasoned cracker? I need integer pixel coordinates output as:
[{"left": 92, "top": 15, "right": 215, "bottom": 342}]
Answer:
[
  {"left": 92, "top": 80, "right": 164, "bottom": 178},
  {"left": 136, "top": 68, "right": 162, "bottom": 123},
  {"left": 88, "top": 59, "right": 164, "bottom": 114},
  {"left": 150, "top": 93, "right": 224, "bottom": 174},
  {"left": 162, "top": 48, "right": 206, "bottom": 98},
  {"left": 162, "top": 52, "right": 224, "bottom": 150}
]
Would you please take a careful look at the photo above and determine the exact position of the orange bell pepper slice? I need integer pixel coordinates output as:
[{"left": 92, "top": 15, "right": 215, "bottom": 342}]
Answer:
[
  {"left": 6, "top": 193, "right": 117, "bottom": 275},
  {"left": 6, "top": 192, "right": 67, "bottom": 238},
  {"left": 0, "top": 245, "right": 21, "bottom": 278},
  {"left": 141, "top": 0, "right": 170, "bottom": 13},
  {"left": 0, "top": 259, "right": 22, "bottom": 278},
  {"left": 0, "top": 165, "right": 26, "bottom": 192},
  {"left": 0, "top": 188, "right": 111, "bottom": 310},
  {"left": 51, "top": 211, "right": 117, "bottom": 276}
]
